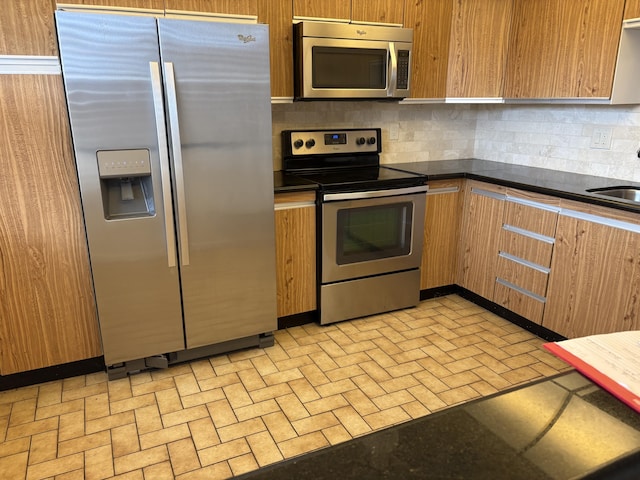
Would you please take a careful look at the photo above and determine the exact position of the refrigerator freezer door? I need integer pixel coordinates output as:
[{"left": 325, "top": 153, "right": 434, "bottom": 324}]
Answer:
[
  {"left": 56, "top": 12, "right": 185, "bottom": 365},
  {"left": 157, "top": 19, "right": 277, "bottom": 348}
]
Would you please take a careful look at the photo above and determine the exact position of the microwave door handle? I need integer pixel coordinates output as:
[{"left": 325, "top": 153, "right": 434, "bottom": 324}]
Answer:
[{"left": 388, "top": 42, "right": 398, "bottom": 97}]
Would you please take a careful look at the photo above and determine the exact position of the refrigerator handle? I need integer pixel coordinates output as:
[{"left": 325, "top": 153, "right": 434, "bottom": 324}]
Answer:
[
  {"left": 149, "top": 61, "right": 178, "bottom": 268},
  {"left": 163, "top": 62, "right": 190, "bottom": 266}
]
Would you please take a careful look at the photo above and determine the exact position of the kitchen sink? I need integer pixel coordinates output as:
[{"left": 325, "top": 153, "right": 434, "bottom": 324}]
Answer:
[{"left": 586, "top": 186, "right": 640, "bottom": 204}]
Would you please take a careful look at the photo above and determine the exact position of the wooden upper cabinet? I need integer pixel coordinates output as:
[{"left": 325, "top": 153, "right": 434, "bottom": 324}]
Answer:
[
  {"left": 624, "top": 0, "right": 640, "bottom": 19},
  {"left": 0, "top": 0, "right": 58, "bottom": 56},
  {"left": 258, "top": 0, "right": 294, "bottom": 98},
  {"left": 293, "top": 0, "right": 351, "bottom": 21},
  {"left": 446, "top": 0, "right": 513, "bottom": 98},
  {"left": 0, "top": 0, "right": 168, "bottom": 56},
  {"left": 294, "top": 0, "right": 401, "bottom": 24},
  {"left": 352, "top": 0, "right": 403, "bottom": 25},
  {"left": 504, "top": 0, "right": 625, "bottom": 98},
  {"left": 404, "top": 0, "right": 454, "bottom": 99},
  {"left": 165, "top": 0, "right": 258, "bottom": 15},
  {"left": 70, "top": 1, "right": 165, "bottom": 8}
]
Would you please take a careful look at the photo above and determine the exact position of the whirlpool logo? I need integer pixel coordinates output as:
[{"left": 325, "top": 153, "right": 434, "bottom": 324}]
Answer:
[{"left": 237, "top": 34, "right": 256, "bottom": 44}]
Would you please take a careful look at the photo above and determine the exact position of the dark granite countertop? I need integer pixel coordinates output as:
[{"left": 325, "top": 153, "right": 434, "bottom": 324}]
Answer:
[
  {"left": 274, "top": 159, "right": 640, "bottom": 214},
  {"left": 237, "top": 371, "right": 640, "bottom": 480},
  {"left": 273, "top": 171, "right": 319, "bottom": 193},
  {"left": 387, "top": 159, "right": 640, "bottom": 215}
]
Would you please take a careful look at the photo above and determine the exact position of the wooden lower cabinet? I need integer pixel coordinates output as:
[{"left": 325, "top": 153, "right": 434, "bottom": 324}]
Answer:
[
  {"left": 274, "top": 192, "right": 317, "bottom": 318},
  {"left": 421, "top": 179, "right": 463, "bottom": 290},
  {"left": 457, "top": 181, "right": 505, "bottom": 299},
  {"left": 543, "top": 207, "right": 640, "bottom": 338},
  {"left": 0, "top": 74, "right": 101, "bottom": 375},
  {"left": 492, "top": 190, "right": 559, "bottom": 324}
]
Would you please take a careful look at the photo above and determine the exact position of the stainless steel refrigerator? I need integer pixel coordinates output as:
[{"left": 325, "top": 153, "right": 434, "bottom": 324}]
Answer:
[{"left": 56, "top": 10, "right": 277, "bottom": 378}]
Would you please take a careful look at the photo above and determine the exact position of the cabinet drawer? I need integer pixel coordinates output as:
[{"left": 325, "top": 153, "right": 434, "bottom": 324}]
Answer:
[
  {"left": 504, "top": 200, "right": 558, "bottom": 238},
  {"left": 494, "top": 281, "right": 545, "bottom": 324},
  {"left": 496, "top": 254, "right": 548, "bottom": 298},
  {"left": 499, "top": 229, "right": 554, "bottom": 268}
]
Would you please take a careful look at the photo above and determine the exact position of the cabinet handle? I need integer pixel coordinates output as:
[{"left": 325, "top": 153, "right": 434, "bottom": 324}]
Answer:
[
  {"left": 149, "top": 61, "right": 177, "bottom": 268},
  {"left": 471, "top": 187, "right": 505, "bottom": 201},
  {"left": 560, "top": 209, "right": 640, "bottom": 234},
  {"left": 496, "top": 278, "right": 546, "bottom": 303},
  {"left": 427, "top": 186, "right": 459, "bottom": 195}
]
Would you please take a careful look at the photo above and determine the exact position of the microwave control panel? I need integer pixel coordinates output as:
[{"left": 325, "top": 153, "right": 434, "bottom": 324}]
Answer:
[{"left": 397, "top": 50, "right": 410, "bottom": 90}]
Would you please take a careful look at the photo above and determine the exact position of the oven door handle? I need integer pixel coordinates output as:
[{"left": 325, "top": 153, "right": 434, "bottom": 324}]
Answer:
[{"left": 323, "top": 185, "right": 428, "bottom": 202}]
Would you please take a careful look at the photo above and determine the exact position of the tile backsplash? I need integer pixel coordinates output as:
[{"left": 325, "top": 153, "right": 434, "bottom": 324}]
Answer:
[
  {"left": 271, "top": 102, "right": 476, "bottom": 170},
  {"left": 475, "top": 104, "right": 640, "bottom": 182},
  {"left": 272, "top": 101, "right": 640, "bottom": 182}
]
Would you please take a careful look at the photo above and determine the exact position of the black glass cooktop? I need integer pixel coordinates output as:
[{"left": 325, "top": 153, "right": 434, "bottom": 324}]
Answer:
[{"left": 290, "top": 166, "right": 426, "bottom": 192}]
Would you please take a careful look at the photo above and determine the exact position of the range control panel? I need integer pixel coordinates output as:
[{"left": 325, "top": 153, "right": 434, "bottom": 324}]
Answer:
[{"left": 284, "top": 128, "right": 381, "bottom": 156}]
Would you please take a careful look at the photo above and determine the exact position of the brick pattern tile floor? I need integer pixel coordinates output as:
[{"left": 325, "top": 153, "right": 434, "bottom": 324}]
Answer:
[{"left": 0, "top": 294, "right": 571, "bottom": 479}]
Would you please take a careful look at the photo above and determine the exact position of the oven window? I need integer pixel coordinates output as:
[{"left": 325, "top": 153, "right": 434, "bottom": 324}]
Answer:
[
  {"left": 336, "top": 202, "right": 412, "bottom": 265},
  {"left": 312, "top": 46, "right": 386, "bottom": 89}
]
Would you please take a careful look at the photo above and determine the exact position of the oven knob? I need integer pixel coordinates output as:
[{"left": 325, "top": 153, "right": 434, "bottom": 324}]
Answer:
[
  {"left": 305, "top": 139, "right": 315, "bottom": 148},
  {"left": 367, "top": 137, "right": 377, "bottom": 145},
  {"left": 293, "top": 139, "right": 304, "bottom": 149},
  {"left": 356, "top": 137, "right": 366, "bottom": 145}
]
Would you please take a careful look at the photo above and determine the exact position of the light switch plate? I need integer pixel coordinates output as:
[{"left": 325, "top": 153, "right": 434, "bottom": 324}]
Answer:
[{"left": 590, "top": 127, "right": 613, "bottom": 149}]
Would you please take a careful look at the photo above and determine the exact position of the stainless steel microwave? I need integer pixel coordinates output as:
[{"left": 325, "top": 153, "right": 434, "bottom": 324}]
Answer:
[{"left": 294, "top": 21, "right": 413, "bottom": 100}]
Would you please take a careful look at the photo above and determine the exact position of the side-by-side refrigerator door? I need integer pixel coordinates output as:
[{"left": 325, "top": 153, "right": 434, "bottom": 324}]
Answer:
[
  {"left": 157, "top": 19, "right": 277, "bottom": 348},
  {"left": 56, "top": 12, "right": 185, "bottom": 366}
]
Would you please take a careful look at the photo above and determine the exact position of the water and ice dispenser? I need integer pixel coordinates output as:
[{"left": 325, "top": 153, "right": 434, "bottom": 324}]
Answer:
[{"left": 97, "top": 149, "right": 155, "bottom": 220}]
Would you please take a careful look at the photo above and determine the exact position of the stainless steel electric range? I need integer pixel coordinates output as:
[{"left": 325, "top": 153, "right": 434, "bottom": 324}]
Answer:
[{"left": 282, "top": 128, "right": 427, "bottom": 325}]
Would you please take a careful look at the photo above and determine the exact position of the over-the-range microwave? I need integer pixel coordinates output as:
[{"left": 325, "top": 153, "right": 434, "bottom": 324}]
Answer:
[{"left": 294, "top": 21, "right": 413, "bottom": 100}]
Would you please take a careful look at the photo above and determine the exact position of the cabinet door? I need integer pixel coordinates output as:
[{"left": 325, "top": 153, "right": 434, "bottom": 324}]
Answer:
[
  {"left": 258, "top": 0, "right": 294, "bottom": 98},
  {"left": 421, "top": 179, "right": 463, "bottom": 290},
  {"left": 165, "top": 0, "right": 258, "bottom": 15},
  {"left": 493, "top": 192, "right": 559, "bottom": 324},
  {"left": 624, "top": 0, "right": 640, "bottom": 19},
  {"left": 352, "top": 0, "right": 403, "bottom": 25},
  {"left": 543, "top": 213, "right": 640, "bottom": 338},
  {"left": 0, "top": 75, "right": 101, "bottom": 375},
  {"left": 293, "top": 0, "right": 350, "bottom": 21},
  {"left": 446, "top": 0, "right": 512, "bottom": 98},
  {"left": 404, "top": 0, "right": 453, "bottom": 99},
  {"left": 0, "top": 0, "right": 58, "bottom": 56},
  {"left": 457, "top": 181, "right": 505, "bottom": 299},
  {"left": 274, "top": 192, "right": 317, "bottom": 317},
  {"left": 505, "top": 0, "right": 625, "bottom": 98},
  {"left": 71, "top": 1, "right": 164, "bottom": 8}
]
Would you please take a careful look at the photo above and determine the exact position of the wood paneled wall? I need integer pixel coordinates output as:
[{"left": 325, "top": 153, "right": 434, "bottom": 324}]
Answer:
[{"left": 0, "top": 75, "right": 101, "bottom": 374}]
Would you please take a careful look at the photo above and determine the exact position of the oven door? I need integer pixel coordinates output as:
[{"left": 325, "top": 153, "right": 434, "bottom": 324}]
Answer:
[{"left": 321, "top": 186, "right": 427, "bottom": 284}]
